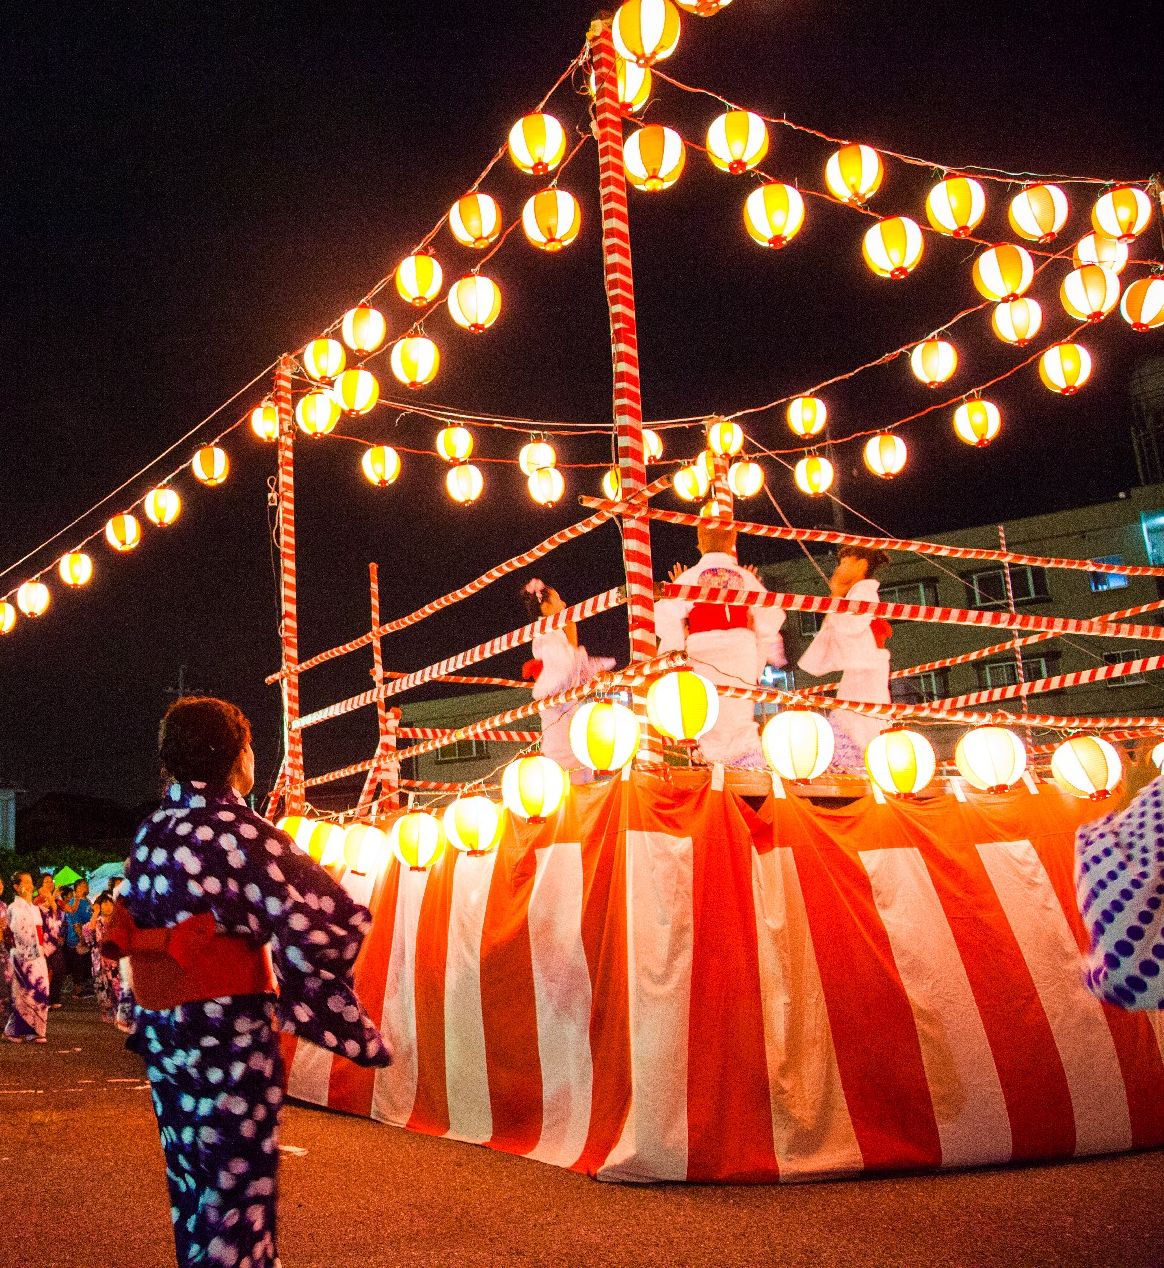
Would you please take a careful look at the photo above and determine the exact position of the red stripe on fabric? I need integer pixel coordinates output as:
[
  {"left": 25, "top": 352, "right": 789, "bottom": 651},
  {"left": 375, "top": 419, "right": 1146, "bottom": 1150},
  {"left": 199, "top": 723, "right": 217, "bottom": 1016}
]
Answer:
[{"left": 406, "top": 860, "right": 457, "bottom": 1137}]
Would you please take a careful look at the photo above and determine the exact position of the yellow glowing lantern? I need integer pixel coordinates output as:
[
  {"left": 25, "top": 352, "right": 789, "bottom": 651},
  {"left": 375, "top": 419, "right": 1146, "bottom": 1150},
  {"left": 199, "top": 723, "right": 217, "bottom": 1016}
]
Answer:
[
  {"left": 446, "top": 462, "right": 484, "bottom": 504},
  {"left": 302, "top": 337, "right": 345, "bottom": 383},
  {"left": 16, "top": 580, "right": 49, "bottom": 618},
  {"left": 991, "top": 297, "right": 1043, "bottom": 346},
  {"left": 1061, "top": 265, "right": 1121, "bottom": 323},
  {"left": 972, "top": 243, "right": 1034, "bottom": 301},
  {"left": 295, "top": 390, "right": 341, "bottom": 437},
  {"left": 522, "top": 189, "right": 581, "bottom": 252},
  {"left": 825, "top": 144, "right": 884, "bottom": 206},
  {"left": 786, "top": 396, "right": 827, "bottom": 438},
  {"left": 1120, "top": 278, "right": 1164, "bottom": 332},
  {"left": 569, "top": 700, "right": 640, "bottom": 774},
  {"left": 501, "top": 755, "right": 568, "bottom": 823},
  {"left": 706, "top": 417, "right": 743, "bottom": 456},
  {"left": 388, "top": 812, "right": 446, "bottom": 869},
  {"left": 863, "top": 433, "right": 907, "bottom": 478},
  {"left": 673, "top": 464, "right": 710, "bottom": 502},
  {"left": 954, "top": 726, "right": 1027, "bottom": 792},
  {"left": 1151, "top": 741, "right": 1164, "bottom": 773},
  {"left": 1091, "top": 186, "right": 1152, "bottom": 243},
  {"left": 761, "top": 709, "right": 834, "bottom": 781},
  {"left": 315, "top": 821, "right": 348, "bottom": 866},
  {"left": 342, "top": 823, "right": 391, "bottom": 875},
  {"left": 361, "top": 445, "right": 401, "bottom": 487},
  {"left": 447, "top": 274, "right": 502, "bottom": 332},
  {"left": 674, "top": 0, "right": 731, "bottom": 11},
  {"left": 449, "top": 193, "right": 502, "bottom": 249},
  {"left": 646, "top": 670, "right": 718, "bottom": 741},
  {"left": 643, "top": 428, "right": 663, "bottom": 461},
  {"left": 588, "top": 57, "right": 653, "bottom": 113},
  {"left": 695, "top": 449, "right": 717, "bottom": 483},
  {"left": 528, "top": 466, "right": 565, "bottom": 506},
  {"left": 0, "top": 601, "right": 14, "bottom": 635},
  {"left": 862, "top": 216, "right": 924, "bottom": 279},
  {"left": 743, "top": 182, "right": 805, "bottom": 249},
  {"left": 331, "top": 368, "right": 380, "bottom": 415},
  {"left": 1051, "top": 735, "right": 1122, "bottom": 800},
  {"left": 395, "top": 253, "right": 443, "bottom": 306},
  {"left": 624, "top": 125, "right": 686, "bottom": 192},
  {"left": 276, "top": 815, "right": 315, "bottom": 858},
  {"left": 794, "top": 455, "right": 834, "bottom": 496},
  {"left": 436, "top": 425, "right": 474, "bottom": 462},
  {"left": 105, "top": 514, "right": 141, "bottom": 552},
  {"left": 1073, "top": 232, "right": 1129, "bottom": 275},
  {"left": 953, "top": 399, "right": 1001, "bottom": 447},
  {"left": 507, "top": 112, "right": 567, "bottom": 175},
  {"left": 925, "top": 176, "right": 986, "bottom": 238},
  {"left": 706, "top": 110, "right": 768, "bottom": 174},
  {"left": 612, "top": 0, "right": 682, "bottom": 66},
  {"left": 58, "top": 552, "right": 93, "bottom": 587},
  {"left": 191, "top": 445, "right": 229, "bottom": 486},
  {"left": 443, "top": 796, "right": 504, "bottom": 854},
  {"left": 602, "top": 468, "right": 623, "bottom": 501},
  {"left": 1008, "top": 184, "right": 1069, "bottom": 243},
  {"left": 144, "top": 487, "right": 181, "bottom": 527},
  {"left": 250, "top": 400, "right": 279, "bottom": 442},
  {"left": 1039, "top": 343, "right": 1092, "bottom": 395},
  {"left": 910, "top": 338, "right": 958, "bottom": 387},
  {"left": 865, "top": 728, "right": 936, "bottom": 797},
  {"left": 341, "top": 305, "right": 387, "bottom": 354},
  {"left": 727, "top": 460, "right": 763, "bottom": 497},
  {"left": 519, "top": 440, "right": 556, "bottom": 475},
  {"left": 390, "top": 336, "right": 440, "bottom": 389}
]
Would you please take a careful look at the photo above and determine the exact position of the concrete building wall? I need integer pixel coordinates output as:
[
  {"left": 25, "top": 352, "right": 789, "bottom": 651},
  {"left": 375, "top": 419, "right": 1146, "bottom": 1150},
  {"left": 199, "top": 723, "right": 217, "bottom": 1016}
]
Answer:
[{"left": 399, "top": 688, "right": 532, "bottom": 795}]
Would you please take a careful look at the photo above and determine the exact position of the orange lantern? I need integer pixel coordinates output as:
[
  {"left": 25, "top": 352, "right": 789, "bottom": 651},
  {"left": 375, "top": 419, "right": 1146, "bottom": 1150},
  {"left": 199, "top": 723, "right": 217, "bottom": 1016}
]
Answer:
[
  {"left": 191, "top": 446, "right": 229, "bottom": 486},
  {"left": 1073, "top": 232, "right": 1129, "bottom": 274},
  {"left": 295, "top": 390, "right": 341, "bottom": 437},
  {"left": 624, "top": 125, "right": 686, "bottom": 191},
  {"left": 910, "top": 338, "right": 958, "bottom": 387},
  {"left": 1120, "top": 278, "right": 1164, "bottom": 332},
  {"left": 794, "top": 455, "right": 834, "bottom": 495},
  {"left": 787, "top": 395, "right": 827, "bottom": 438},
  {"left": 673, "top": 464, "right": 710, "bottom": 502},
  {"left": 925, "top": 176, "right": 986, "bottom": 238},
  {"left": 706, "top": 110, "right": 769, "bottom": 174},
  {"left": 0, "top": 601, "right": 15, "bottom": 635},
  {"left": 341, "top": 305, "right": 387, "bottom": 354},
  {"left": 587, "top": 57, "right": 652, "bottom": 113},
  {"left": 1039, "top": 343, "right": 1092, "bottom": 395},
  {"left": 522, "top": 189, "right": 581, "bottom": 251},
  {"left": 446, "top": 462, "right": 484, "bottom": 504},
  {"left": 331, "top": 367, "right": 380, "bottom": 415},
  {"left": 643, "top": 428, "right": 663, "bottom": 461},
  {"left": 528, "top": 466, "right": 565, "bottom": 506},
  {"left": 1008, "top": 184, "right": 1069, "bottom": 243},
  {"left": 602, "top": 468, "right": 623, "bottom": 501},
  {"left": 58, "top": 552, "right": 93, "bottom": 587},
  {"left": 250, "top": 400, "right": 279, "bottom": 442},
  {"left": 143, "top": 487, "right": 181, "bottom": 527},
  {"left": 824, "top": 144, "right": 884, "bottom": 206},
  {"left": 105, "top": 514, "right": 141, "bottom": 552},
  {"left": 862, "top": 216, "right": 924, "bottom": 278},
  {"left": 1091, "top": 186, "right": 1152, "bottom": 243},
  {"left": 706, "top": 417, "right": 743, "bottom": 456},
  {"left": 991, "top": 297, "right": 1042, "bottom": 346},
  {"left": 447, "top": 275, "right": 502, "bottom": 332},
  {"left": 443, "top": 797, "right": 504, "bottom": 854},
  {"left": 16, "top": 580, "right": 49, "bottom": 618},
  {"left": 302, "top": 337, "right": 345, "bottom": 382},
  {"left": 863, "top": 434, "right": 907, "bottom": 478},
  {"left": 1061, "top": 265, "right": 1121, "bottom": 323},
  {"left": 727, "top": 459, "right": 763, "bottom": 497},
  {"left": 519, "top": 441, "right": 556, "bottom": 475},
  {"left": 361, "top": 445, "right": 401, "bottom": 487},
  {"left": 390, "top": 336, "right": 440, "bottom": 388},
  {"left": 972, "top": 243, "right": 1034, "bottom": 301},
  {"left": 612, "top": 0, "right": 682, "bottom": 66},
  {"left": 743, "top": 183, "right": 805, "bottom": 249},
  {"left": 436, "top": 425, "right": 474, "bottom": 462},
  {"left": 507, "top": 113, "right": 567, "bottom": 175},
  {"left": 448, "top": 193, "right": 502, "bottom": 249},
  {"left": 395, "top": 253, "right": 443, "bottom": 306},
  {"left": 953, "top": 399, "right": 1001, "bottom": 447}
]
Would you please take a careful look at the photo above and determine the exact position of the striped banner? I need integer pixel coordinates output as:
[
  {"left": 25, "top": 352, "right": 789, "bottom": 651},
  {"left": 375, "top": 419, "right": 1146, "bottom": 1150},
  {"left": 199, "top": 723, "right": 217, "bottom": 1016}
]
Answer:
[{"left": 273, "top": 354, "right": 305, "bottom": 815}]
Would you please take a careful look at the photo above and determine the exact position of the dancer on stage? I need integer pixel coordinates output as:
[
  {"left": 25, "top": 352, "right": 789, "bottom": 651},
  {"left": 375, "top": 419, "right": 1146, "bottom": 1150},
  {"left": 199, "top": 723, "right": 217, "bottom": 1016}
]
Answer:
[{"left": 3, "top": 870, "right": 49, "bottom": 1043}]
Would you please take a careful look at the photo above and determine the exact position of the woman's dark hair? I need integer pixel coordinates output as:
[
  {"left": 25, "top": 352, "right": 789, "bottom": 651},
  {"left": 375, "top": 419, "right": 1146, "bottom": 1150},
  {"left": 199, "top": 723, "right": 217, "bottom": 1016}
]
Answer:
[
  {"left": 837, "top": 545, "right": 891, "bottom": 577},
  {"left": 159, "top": 696, "right": 251, "bottom": 788},
  {"left": 520, "top": 579, "right": 550, "bottom": 622},
  {"left": 12, "top": 871, "right": 31, "bottom": 890}
]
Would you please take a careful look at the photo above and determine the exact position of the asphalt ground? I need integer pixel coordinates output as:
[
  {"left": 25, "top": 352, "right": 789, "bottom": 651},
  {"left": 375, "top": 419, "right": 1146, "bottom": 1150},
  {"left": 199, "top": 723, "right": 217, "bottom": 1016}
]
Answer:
[{"left": 1, "top": 1002, "right": 1161, "bottom": 1268}]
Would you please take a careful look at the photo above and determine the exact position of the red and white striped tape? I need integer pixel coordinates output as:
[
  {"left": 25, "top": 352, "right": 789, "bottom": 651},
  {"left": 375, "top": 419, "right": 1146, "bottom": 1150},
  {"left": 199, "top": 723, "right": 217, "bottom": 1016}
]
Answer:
[
  {"left": 931, "top": 653, "right": 1164, "bottom": 710},
  {"left": 273, "top": 354, "right": 305, "bottom": 815}
]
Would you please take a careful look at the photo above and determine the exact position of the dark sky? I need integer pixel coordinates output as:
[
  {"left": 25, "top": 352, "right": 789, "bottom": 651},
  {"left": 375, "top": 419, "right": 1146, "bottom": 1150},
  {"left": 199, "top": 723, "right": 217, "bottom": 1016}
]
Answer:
[{"left": 1, "top": 0, "right": 1160, "bottom": 806}]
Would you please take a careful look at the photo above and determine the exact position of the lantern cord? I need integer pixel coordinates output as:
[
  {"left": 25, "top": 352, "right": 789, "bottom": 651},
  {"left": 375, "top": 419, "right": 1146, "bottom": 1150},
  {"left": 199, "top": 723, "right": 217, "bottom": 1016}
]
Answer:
[{"left": 761, "top": 484, "right": 831, "bottom": 585}]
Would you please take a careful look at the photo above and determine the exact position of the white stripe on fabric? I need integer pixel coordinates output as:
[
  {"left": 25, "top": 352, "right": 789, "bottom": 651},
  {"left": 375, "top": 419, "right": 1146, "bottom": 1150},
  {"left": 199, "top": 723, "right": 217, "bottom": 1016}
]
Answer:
[
  {"left": 370, "top": 867, "right": 426, "bottom": 1126},
  {"left": 285, "top": 1035, "right": 332, "bottom": 1107}
]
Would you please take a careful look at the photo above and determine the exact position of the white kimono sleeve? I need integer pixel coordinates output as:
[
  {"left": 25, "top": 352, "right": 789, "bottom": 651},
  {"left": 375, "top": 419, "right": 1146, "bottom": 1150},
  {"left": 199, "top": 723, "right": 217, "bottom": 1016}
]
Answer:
[
  {"left": 799, "top": 578, "right": 882, "bottom": 677},
  {"left": 531, "top": 629, "right": 583, "bottom": 699}
]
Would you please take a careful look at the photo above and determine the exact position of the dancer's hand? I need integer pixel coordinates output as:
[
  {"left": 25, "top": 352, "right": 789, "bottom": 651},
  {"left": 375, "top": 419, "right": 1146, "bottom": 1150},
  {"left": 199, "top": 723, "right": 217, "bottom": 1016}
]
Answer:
[{"left": 668, "top": 561, "right": 686, "bottom": 582}]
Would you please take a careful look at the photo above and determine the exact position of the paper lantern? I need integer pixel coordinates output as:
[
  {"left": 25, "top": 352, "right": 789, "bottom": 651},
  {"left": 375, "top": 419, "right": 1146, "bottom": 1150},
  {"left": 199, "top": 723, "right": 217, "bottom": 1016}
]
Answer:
[
  {"left": 0, "top": 601, "right": 14, "bottom": 635},
  {"left": 794, "top": 455, "right": 834, "bottom": 496},
  {"left": 863, "top": 433, "right": 907, "bottom": 478},
  {"left": 825, "top": 144, "right": 884, "bottom": 206},
  {"left": 953, "top": 399, "right": 1001, "bottom": 447},
  {"left": 569, "top": 700, "right": 640, "bottom": 774},
  {"left": 519, "top": 441, "right": 556, "bottom": 475},
  {"left": 250, "top": 400, "right": 279, "bottom": 442},
  {"left": 925, "top": 176, "right": 986, "bottom": 238},
  {"left": 643, "top": 428, "right": 663, "bottom": 461},
  {"left": 395, "top": 253, "right": 443, "bottom": 306},
  {"left": 16, "top": 580, "right": 49, "bottom": 618},
  {"left": 388, "top": 812, "right": 446, "bottom": 869},
  {"left": 1051, "top": 735, "right": 1122, "bottom": 800},
  {"left": 143, "top": 487, "right": 181, "bottom": 527},
  {"left": 528, "top": 466, "right": 565, "bottom": 506},
  {"left": 507, "top": 112, "right": 567, "bottom": 175},
  {"left": 342, "top": 823, "right": 390, "bottom": 875},
  {"left": 331, "top": 368, "right": 380, "bottom": 416},
  {"left": 1061, "top": 265, "right": 1120, "bottom": 323},
  {"left": 390, "top": 336, "right": 440, "bottom": 389},
  {"left": 673, "top": 464, "right": 710, "bottom": 502},
  {"left": 865, "top": 728, "right": 936, "bottom": 797},
  {"left": 191, "top": 446, "right": 229, "bottom": 486},
  {"left": 522, "top": 189, "right": 581, "bottom": 251},
  {"left": 361, "top": 445, "right": 401, "bottom": 487},
  {"left": 706, "top": 417, "right": 743, "bottom": 456},
  {"left": 646, "top": 670, "right": 719, "bottom": 741},
  {"left": 786, "top": 396, "right": 827, "bottom": 438},
  {"left": 58, "top": 552, "right": 93, "bottom": 587},
  {"left": 1120, "top": 278, "right": 1164, "bottom": 332},
  {"left": 449, "top": 193, "right": 502, "bottom": 249},
  {"left": 1073, "top": 232, "right": 1129, "bottom": 275},
  {"left": 972, "top": 243, "right": 1034, "bottom": 301},
  {"left": 1091, "top": 186, "right": 1152, "bottom": 243},
  {"left": 612, "top": 0, "right": 682, "bottom": 66},
  {"left": 1008, "top": 184, "right": 1069, "bottom": 243},
  {"left": 910, "top": 338, "right": 958, "bottom": 387},
  {"left": 863, "top": 216, "right": 924, "bottom": 279},
  {"left": 695, "top": 449, "right": 716, "bottom": 482},
  {"left": 446, "top": 462, "right": 484, "bottom": 504},
  {"left": 277, "top": 816, "right": 339, "bottom": 864},
  {"left": 991, "top": 297, "right": 1043, "bottom": 346},
  {"left": 588, "top": 57, "right": 652, "bottom": 112},
  {"left": 624, "top": 125, "right": 686, "bottom": 191},
  {"left": 955, "top": 726, "right": 1027, "bottom": 792},
  {"left": 105, "top": 514, "right": 141, "bottom": 552},
  {"left": 436, "top": 425, "right": 474, "bottom": 462},
  {"left": 1150, "top": 741, "right": 1164, "bottom": 773},
  {"left": 727, "top": 460, "right": 763, "bottom": 497},
  {"left": 743, "top": 183, "right": 805, "bottom": 249},
  {"left": 295, "top": 390, "right": 341, "bottom": 437},
  {"left": 341, "top": 305, "right": 387, "bottom": 353},
  {"left": 1039, "top": 343, "right": 1092, "bottom": 395},
  {"left": 447, "top": 274, "right": 502, "bottom": 332},
  {"left": 674, "top": 0, "right": 731, "bottom": 12},
  {"left": 502, "top": 755, "right": 567, "bottom": 823},
  {"left": 443, "top": 796, "right": 503, "bottom": 854},
  {"left": 602, "top": 468, "right": 623, "bottom": 500},
  {"left": 706, "top": 110, "right": 768, "bottom": 174},
  {"left": 761, "top": 710, "right": 834, "bottom": 781},
  {"left": 302, "top": 337, "right": 345, "bottom": 382}
]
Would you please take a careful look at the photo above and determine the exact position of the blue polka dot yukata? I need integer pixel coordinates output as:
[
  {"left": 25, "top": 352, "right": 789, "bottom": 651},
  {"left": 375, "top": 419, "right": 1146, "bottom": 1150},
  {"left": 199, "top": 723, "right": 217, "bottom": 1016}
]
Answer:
[
  {"left": 1075, "top": 774, "right": 1164, "bottom": 1011},
  {"left": 124, "top": 782, "right": 391, "bottom": 1268}
]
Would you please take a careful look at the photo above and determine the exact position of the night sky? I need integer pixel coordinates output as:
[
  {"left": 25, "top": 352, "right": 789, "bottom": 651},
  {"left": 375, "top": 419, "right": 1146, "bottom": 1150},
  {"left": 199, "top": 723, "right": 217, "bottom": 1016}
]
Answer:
[{"left": 1, "top": 1, "right": 1160, "bottom": 807}]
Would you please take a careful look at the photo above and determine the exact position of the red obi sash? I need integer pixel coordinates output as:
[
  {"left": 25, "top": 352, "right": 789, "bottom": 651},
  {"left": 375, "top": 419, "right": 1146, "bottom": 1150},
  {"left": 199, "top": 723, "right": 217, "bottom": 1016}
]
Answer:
[{"left": 687, "top": 603, "right": 750, "bottom": 635}]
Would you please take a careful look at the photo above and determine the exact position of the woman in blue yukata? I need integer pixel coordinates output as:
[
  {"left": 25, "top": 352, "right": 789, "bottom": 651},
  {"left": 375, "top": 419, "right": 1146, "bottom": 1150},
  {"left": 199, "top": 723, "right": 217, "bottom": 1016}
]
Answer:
[{"left": 103, "top": 696, "right": 391, "bottom": 1268}]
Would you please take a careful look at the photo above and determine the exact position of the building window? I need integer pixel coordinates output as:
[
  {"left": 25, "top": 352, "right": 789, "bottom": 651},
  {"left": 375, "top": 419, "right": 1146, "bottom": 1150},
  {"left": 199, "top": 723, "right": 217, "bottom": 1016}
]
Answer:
[
  {"left": 912, "top": 669, "right": 951, "bottom": 701},
  {"left": 436, "top": 738, "right": 489, "bottom": 764},
  {"left": 963, "top": 565, "right": 1049, "bottom": 609},
  {"left": 1089, "top": 555, "right": 1129, "bottom": 592},
  {"left": 880, "top": 578, "right": 939, "bottom": 607},
  {"left": 976, "top": 653, "right": 1059, "bottom": 690},
  {"left": 799, "top": 610, "right": 824, "bottom": 636},
  {"left": 1141, "top": 512, "right": 1164, "bottom": 566},
  {"left": 760, "top": 664, "right": 795, "bottom": 691},
  {"left": 1103, "top": 648, "right": 1148, "bottom": 686}
]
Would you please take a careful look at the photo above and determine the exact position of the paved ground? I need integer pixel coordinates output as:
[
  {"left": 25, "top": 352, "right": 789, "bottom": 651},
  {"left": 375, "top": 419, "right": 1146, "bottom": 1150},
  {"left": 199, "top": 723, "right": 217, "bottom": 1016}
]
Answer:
[{"left": 1, "top": 1002, "right": 1161, "bottom": 1268}]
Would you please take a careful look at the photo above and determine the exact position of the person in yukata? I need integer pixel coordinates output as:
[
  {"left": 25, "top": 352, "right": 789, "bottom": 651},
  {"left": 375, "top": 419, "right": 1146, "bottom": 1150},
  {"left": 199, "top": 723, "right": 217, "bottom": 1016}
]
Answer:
[
  {"left": 102, "top": 696, "right": 391, "bottom": 1268},
  {"left": 3, "top": 870, "right": 50, "bottom": 1043},
  {"left": 798, "top": 545, "right": 893, "bottom": 772},
  {"left": 35, "top": 874, "right": 66, "bottom": 1008},
  {"left": 86, "top": 891, "right": 123, "bottom": 1024},
  {"left": 655, "top": 518, "right": 786, "bottom": 768},
  {"left": 521, "top": 579, "right": 615, "bottom": 784},
  {"left": 0, "top": 875, "right": 12, "bottom": 1027}
]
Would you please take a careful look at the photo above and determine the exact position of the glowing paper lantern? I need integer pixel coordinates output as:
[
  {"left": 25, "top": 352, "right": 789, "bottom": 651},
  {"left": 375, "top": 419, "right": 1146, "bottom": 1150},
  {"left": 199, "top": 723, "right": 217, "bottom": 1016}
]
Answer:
[
  {"left": 695, "top": 449, "right": 716, "bottom": 483},
  {"left": 447, "top": 274, "right": 502, "bottom": 332},
  {"left": 341, "top": 305, "right": 387, "bottom": 354},
  {"left": 501, "top": 755, "right": 567, "bottom": 822},
  {"left": 1039, "top": 343, "right": 1092, "bottom": 395},
  {"left": 449, "top": 193, "right": 502, "bottom": 249},
  {"left": 58, "top": 552, "right": 93, "bottom": 587},
  {"left": 787, "top": 396, "right": 826, "bottom": 438},
  {"left": 991, "top": 297, "right": 1043, "bottom": 346},
  {"left": 954, "top": 726, "right": 1027, "bottom": 792},
  {"left": 443, "top": 796, "right": 503, "bottom": 854},
  {"left": 910, "top": 338, "right": 958, "bottom": 387},
  {"left": 794, "top": 455, "right": 834, "bottom": 496},
  {"left": 925, "top": 176, "right": 986, "bottom": 238},
  {"left": 953, "top": 399, "right": 1001, "bottom": 447},
  {"left": 673, "top": 464, "right": 710, "bottom": 502},
  {"left": 143, "top": 487, "right": 181, "bottom": 527},
  {"left": 0, "top": 601, "right": 14, "bottom": 635},
  {"left": 624, "top": 125, "right": 686, "bottom": 192},
  {"left": 825, "top": 144, "right": 884, "bottom": 206},
  {"left": 519, "top": 441, "right": 556, "bottom": 475},
  {"left": 277, "top": 815, "right": 342, "bottom": 864},
  {"left": 706, "top": 110, "right": 768, "bottom": 174},
  {"left": 1091, "top": 186, "right": 1152, "bottom": 243},
  {"left": 390, "top": 336, "right": 440, "bottom": 389},
  {"left": 331, "top": 367, "right": 380, "bottom": 415},
  {"left": 587, "top": 57, "right": 652, "bottom": 113},
  {"left": 302, "top": 337, "right": 345, "bottom": 382},
  {"left": 602, "top": 468, "right": 623, "bottom": 500},
  {"left": 191, "top": 446, "right": 229, "bottom": 486},
  {"left": 646, "top": 670, "right": 719, "bottom": 741},
  {"left": 674, "top": 0, "right": 731, "bottom": 12},
  {"left": 643, "top": 428, "right": 663, "bottom": 461},
  {"left": 388, "top": 812, "right": 446, "bottom": 869},
  {"left": 1051, "top": 735, "right": 1122, "bottom": 800},
  {"left": 1073, "top": 232, "right": 1129, "bottom": 275},
  {"left": 865, "top": 728, "right": 936, "bottom": 797},
  {"left": 706, "top": 417, "right": 743, "bottom": 456},
  {"left": 16, "top": 580, "right": 49, "bottom": 618},
  {"left": 972, "top": 243, "right": 1034, "bottom": 301},
  {"left": 436, "top": 426, "right": 474, "bottom": 462},
  {"left": 862, "top": 216, "right": 924, "bottom": 279},
  {"left": 295, "top": 390, "right": 341, "bottom": 437},
  {"left": 1120, "top": 278, "right": 1164, "bottom": 332},
  {"left": 250, "top": 400, "right": 279, "bottom": 442},
  {"left": 1008, "top": 184, "right": 1069, "bottom": 243},
  {"left": 761, "top": 710, "right": 834, "bottom": 781},
  {"left": 743, "top": 183, "right": 805, "bottom": 249},
  {"left": 446, "top": 462, "right": 484, "bottom": 504},
  {"left": 612, "top": 0, "right": 682, "bottom": 66},
  {"left": 507, "top": 113, "right": 567, "bottom": 175},
  {"left": 342, "top": 823, "right": 391, "bottom": 875},
  {"left": 727, "top": 460, "right": 763, "bottom": 497},
  {"left": 395, "top": 254, "right": 443, "bottom": 306},
  {"left": 361, "top": 445, "right": 401, "bottom": 487},
  {"left": 1061, "top": 265, "right": 1120, "bottom": 323},
  {"left": 863, "top": 433, "right": 907, "bottom": 478},
  {"left": 528, "top": 466, "right": 565, "bottom": 506},
  {"left": 105, "top": 514, "right": 141, "bottom": 552},
  {"left": 522, "top": 189, "right": 581, "bottom": 251},
  {"left": 569, "top": 700, "right": 640, "bottom": 773}
]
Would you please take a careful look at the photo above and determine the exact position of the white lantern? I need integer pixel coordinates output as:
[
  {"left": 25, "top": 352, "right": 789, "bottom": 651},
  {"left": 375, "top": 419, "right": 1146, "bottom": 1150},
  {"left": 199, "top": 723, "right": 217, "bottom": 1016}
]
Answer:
[
  {"left": 1051, "top": 735, "right": 1122, "bottom": 800},
  {"left": 761, "top": 710, "right": 834, "bottom": 781},
  {"left": 954, "top": 727, "right": 1027, "bottom": 792},
  {"left": 501, "top": 755, "right": 567, "bottom": 823},
  {"left": 569, "top": 701, "right": 640, "bottom": 773}
]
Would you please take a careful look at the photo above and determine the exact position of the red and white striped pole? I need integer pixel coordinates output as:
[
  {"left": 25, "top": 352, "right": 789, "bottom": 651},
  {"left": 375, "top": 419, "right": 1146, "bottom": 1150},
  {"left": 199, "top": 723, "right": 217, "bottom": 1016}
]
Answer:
[
  {"left": 358, "top": 562, "right": 400, "bottom": 814},
  {"left": 274, "top": 353, "right": 306, "bottom": 815}
]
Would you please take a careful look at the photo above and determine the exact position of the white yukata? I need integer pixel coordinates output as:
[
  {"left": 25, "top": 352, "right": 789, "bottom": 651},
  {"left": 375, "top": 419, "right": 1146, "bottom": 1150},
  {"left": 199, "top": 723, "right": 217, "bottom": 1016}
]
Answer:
[
  {"left": 3, "top": 895, "right": 49, "bottom": 1042},
  {"left": 656, "top": 551, "right": 786, "bottom": 768},
  {"left": 532, "top": 629, "right": 615, "bottom": 781}
]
